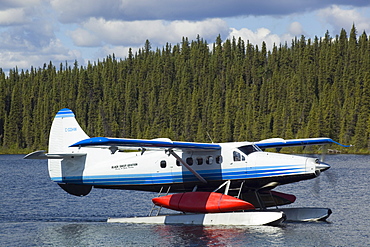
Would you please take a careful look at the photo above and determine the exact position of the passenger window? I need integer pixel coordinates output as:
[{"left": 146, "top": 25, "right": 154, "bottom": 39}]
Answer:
[
  {"left": 206, "top": 156, "right": 213, "bottom": 165},
  {"left": 176, "top": 160, "right": 181, "bottom": 166},
  {"left": 186, "top": 157, "right": 193, "bottom": 166},
  {"left": 160, "top": 160, "right": 166, "bottom": 168},
  {"left": 233, "top": 151, "right": 241, "bottom": 161},
  {"left": 196, "top": 157, "right": 203, "bottom": 165},
  {"left": 216, "top": 155, "right": 222, "bottom": 164}
]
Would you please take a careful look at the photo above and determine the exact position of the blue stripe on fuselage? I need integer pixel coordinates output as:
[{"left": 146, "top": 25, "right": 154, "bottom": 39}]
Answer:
[{"left": 52, "top": 165, "right": 306, "bottom": 185}]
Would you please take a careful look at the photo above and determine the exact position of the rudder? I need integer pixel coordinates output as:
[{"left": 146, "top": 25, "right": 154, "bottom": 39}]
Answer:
[
  {"left": 49, "top": 108, "right": 89, "bottom": 153},
  {"left": 48, "top": 109, "right": 92, "bottom": 196}
]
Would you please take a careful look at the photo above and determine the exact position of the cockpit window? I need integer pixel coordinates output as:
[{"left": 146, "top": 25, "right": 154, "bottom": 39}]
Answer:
[
  {"left": 233, "top": 151, "right": 241, "bottom": 161},
  {"left": 233, "top": 151, "right": 245, "bottom": 162},
  {"left": 238, "top": 145, "right": 259, "bottom": 155}
]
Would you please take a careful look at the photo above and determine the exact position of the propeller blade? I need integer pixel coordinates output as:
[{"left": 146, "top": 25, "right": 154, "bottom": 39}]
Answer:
[{"left": 320, "top": 145, "right": 327, "bottom": 162}]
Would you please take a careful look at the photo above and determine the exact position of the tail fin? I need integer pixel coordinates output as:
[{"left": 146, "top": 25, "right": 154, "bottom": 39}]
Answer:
[
  {"left": 49, "top": 108, "right": 89, "bottom": 153},
  {"left": 49, "top": 109, "right": 92, "bottom": 196}
]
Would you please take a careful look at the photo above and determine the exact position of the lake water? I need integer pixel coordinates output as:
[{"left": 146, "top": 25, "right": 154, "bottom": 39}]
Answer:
[{"left": 0, "top": 154, "right": 369, "bottom": 246}]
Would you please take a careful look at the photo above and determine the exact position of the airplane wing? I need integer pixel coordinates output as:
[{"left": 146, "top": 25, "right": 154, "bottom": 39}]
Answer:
[
  {"left": 70, "top": 137, "right": 350, "bottom": 151},
  {"left": 69, "top": 137, "right": 221, "bottom": 151},
  {"left": 253, "top": 137, "right": 351, "bottom": 149}
]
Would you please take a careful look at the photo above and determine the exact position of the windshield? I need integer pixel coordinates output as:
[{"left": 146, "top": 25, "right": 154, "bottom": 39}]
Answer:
[{"left": 238, "top": 145, "right": 260, "bottom": 155}]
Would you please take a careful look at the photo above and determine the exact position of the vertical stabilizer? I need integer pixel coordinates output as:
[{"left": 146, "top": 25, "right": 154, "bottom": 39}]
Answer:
[
  {"left": 48, "top": 109, "right": 92, "bottom": 196},
  {"left": 49, "top": 108, "right": 89, "bottom": 153}
]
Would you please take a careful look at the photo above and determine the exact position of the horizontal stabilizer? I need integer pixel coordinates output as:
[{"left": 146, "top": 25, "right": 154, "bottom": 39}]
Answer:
[
  {"left": 254, "top": 137, "right": 351, "bottom": 149},
  {"left": 24, "top": 150, "right": 86, "bottom": 159},
  {"left": 69, "top": 137, "right": 221, "bottom": 151}
]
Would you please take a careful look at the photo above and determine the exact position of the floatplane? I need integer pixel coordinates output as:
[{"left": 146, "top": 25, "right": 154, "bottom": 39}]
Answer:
[{"left": 24, "top": 109, "right": 350, "bottom": 226}]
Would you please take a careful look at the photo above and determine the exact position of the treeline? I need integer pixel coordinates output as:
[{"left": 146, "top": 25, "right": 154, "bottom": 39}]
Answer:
[{"left": 0, "top": 26, "right": 369, "bottom": 153}]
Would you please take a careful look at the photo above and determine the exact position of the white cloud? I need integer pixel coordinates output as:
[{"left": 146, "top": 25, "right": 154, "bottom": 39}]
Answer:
[
  {"left": 100, "top": 45, "right": 138, "bottom": 59},
  {"left": 0, "top": 1, "right": 369, "bottom": 73},
  {"left": 0, "top": 38, "right": 81, "bottom": 71},
  {"left": 69, "top": 28, "right": 101, "bottom": 47},
  {"left": 318, "top": 5, "right": 370, "bottom": 33},
  {"left": 228, "top": 27, "right": 281, "bottom": 50},
  {"left": 169, "top": 19, "right": 229, "bottom": 41},
  {"left": 288, "top": 22, "right": 305, "bottom": 36},
  {"left": 0, "top": 0, "right": 83, "bottom": 71},
  {"left": 69, "top": 18, "right": 229, "bottom": 47},
  {"left": 0, "top": 8, "right": 26, "bottom": 25}
]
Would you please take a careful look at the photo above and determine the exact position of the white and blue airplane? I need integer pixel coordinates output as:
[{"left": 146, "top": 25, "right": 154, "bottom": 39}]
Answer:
[{"left": 25, "top": 108, "right": 350, "bottom": 225}]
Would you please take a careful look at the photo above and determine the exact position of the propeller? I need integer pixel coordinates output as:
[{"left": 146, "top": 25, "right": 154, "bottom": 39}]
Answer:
[
  {"left": 319, "top": 145, "right": 327, "bottom": 162},
  {"left": 309, "top": 145, "right": 331, "bottom": 198}
]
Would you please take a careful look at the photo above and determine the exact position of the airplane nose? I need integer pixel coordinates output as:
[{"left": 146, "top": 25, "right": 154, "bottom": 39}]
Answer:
[{"left": 315, "top": 159, "right": 331, "bottom": 172}]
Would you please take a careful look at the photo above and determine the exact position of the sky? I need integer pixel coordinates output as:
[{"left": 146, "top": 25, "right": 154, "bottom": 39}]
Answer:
[{"left": 0, "top": 0, "right": 370, "bottom": 73}]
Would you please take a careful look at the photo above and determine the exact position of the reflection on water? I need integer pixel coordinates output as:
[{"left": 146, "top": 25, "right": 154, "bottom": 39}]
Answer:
[
  {"left": 43, "top": 224, "right": 91, "bottom": 246},
  {"left": 34, "top": 223, "right": 286, "bottom": 246},
  {"left": 152, "top": 224, "right": 286, "bottom": 246}
]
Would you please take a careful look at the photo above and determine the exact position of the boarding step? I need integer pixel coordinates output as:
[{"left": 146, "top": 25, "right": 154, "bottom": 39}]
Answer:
[{"left": 148, "top": 186, "right": 171, "bottom": 216}]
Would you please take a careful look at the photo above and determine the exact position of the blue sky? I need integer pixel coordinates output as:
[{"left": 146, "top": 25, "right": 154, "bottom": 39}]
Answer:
[{"left": 0, "top": 1, "right": 369, "bottom": 72}]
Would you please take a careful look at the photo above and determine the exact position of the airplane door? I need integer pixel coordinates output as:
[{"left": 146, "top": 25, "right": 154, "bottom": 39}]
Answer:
[
  {"left": 154, "top": 159, "right": 174, "bottom": 184},
  {"left": 245, "top": 152, "right": 254, "bottom": 178},
  {"left": 233, "top": 146, "right": 258, "bottom": 178},
  {"left": 231, "top": 150, "right": 249, "bottom": 174}
]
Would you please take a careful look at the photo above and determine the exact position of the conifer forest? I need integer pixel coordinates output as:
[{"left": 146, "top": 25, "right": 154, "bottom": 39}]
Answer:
[{"left": 0, "top": 26, "right": 369, "bottom": 153}]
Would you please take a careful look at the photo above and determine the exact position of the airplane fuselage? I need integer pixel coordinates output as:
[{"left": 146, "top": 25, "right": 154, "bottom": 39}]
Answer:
[{"left": 49, "top": 143, "right": 320, "bottom": 193}]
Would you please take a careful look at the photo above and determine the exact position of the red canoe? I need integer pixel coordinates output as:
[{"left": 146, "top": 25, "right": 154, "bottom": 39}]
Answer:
[{"left": 152, "top": 192, "right": 255, "bottom": 213}]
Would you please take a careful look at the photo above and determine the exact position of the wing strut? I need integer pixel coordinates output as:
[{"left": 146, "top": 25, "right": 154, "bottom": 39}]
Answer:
[{"left": 168, "top": 150, "right": 207, "bottom": 184}]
